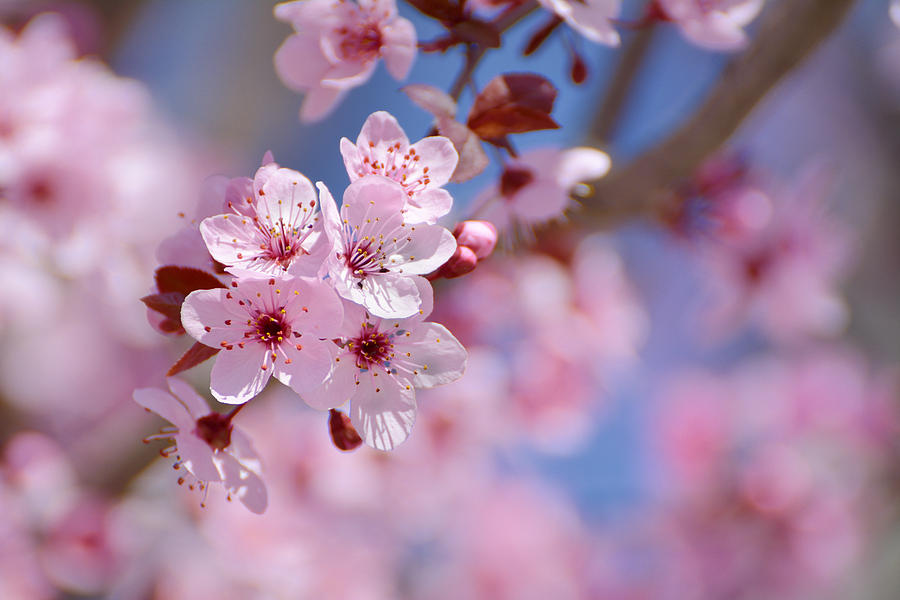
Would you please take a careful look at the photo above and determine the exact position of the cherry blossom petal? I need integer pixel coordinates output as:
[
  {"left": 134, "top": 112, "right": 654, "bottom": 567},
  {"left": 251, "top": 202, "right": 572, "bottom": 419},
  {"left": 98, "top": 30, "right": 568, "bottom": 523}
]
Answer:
[
  {"left": 404, "top": 188, "right": 452, "bottom": 225},
  {"left": 181, "top": 289, "right": 245, "bottom": 347},
  {"left": 396, "top": 323, "right": 467, "bottom": 388},
  {"left": 209, "top": 346, "right": 273, "bottom": 404},
  {"left": 199, "top": 214, "right": 258, "bottom": 267},
  {"left": 273, "top": 339, "right": 337, "bottom": 397},
  {"left": 392, "top": 226, "right": 456, "bottom": 275},
  {"left": 217, "top": 451, "right": 267, "bottom": 514},
  {"left": 174, "top": 432, "right": 222, "bottom": 482},
  {"left": 379, "top": 17, "right": 417, "bottom": 81},
  {"left": 321, "top": 59, "right": 377, "bottom": 89},
  {"left": 556, "top": 147, "right": 611, "bottom": 188},
  {"left": 273, "top": 33, "right": 330, "bottom": 92},
  {"left": 297, "top": 354, "right": 359, "bottom": 410},
  {"left": 359, "top": 273, "right": 423, "bottom": 319},
  {"left": 408, "top": 136, "right": 458, "bottom": 188},
  {"left": 133, "top": 387, "right": 193, "bottom": 430},
  {"left": 351, "top": 371, "right": 417, "bottom": 450},
  {"left": 300, "top": 86, "right": 345, "bottom": 122},
  {"left": 357, "top": 110, "right": 410, "bottom": 149},
  {"left": 281, "top": 276, "right": 344, "bottom": 337},
  {"left": 166, "top": 377, "right": 210, "bottom": 418}
]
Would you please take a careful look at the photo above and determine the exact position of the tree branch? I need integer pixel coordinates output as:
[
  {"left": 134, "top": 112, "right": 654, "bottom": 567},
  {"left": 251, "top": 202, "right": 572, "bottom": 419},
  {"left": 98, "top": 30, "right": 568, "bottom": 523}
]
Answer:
[{"left": 581, "top": 0, "right": 858, "bottom": 227}]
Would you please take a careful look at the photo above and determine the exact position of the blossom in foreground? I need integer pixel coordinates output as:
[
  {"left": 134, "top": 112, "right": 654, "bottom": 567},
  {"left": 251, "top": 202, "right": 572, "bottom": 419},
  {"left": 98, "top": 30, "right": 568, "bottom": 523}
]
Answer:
[
  {"left": 536, "top": 0, "right": 621, "bottom": 46},
  {"left": 200, "top": 161, "right": 327, "bottom": 277},
  {"left": 274, "top": 0, "right": 416, "bottom": 122},
  {"left": 474, "top": 147, "right": 611, "bottom": 232},
  {"left": 340, "top": 111, "right": 458, "bottom": 224},
  {"left": 656, "top": 0, "right": 764, "bottom": 51},
  {"left": 133, "top": 378, "right": 267, "bottom": 513},
  {"left": 318, "top": 175, "right": 456, "bottom": 319},
  {"left": 181, "top": 274, "right": 343, "bottom": 404},
  {"left": 305, "top": 283, "right": 467, "bottom": 450}
]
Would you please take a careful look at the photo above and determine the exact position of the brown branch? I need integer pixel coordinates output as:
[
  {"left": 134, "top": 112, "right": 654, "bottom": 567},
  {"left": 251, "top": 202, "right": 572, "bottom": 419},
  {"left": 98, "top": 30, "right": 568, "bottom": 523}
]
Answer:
[
  {"left": 590, "top": 15, "right": 656, "bottom": 143},
  {"left": 581, "top": 0, "right": 858, "bottom": 227}
]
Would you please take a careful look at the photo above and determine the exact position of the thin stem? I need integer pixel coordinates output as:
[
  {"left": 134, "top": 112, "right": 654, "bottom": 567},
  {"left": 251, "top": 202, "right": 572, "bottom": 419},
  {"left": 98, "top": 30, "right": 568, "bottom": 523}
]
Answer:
[{"left": 447, "top": 0, "right": 540, "bottom": 101}]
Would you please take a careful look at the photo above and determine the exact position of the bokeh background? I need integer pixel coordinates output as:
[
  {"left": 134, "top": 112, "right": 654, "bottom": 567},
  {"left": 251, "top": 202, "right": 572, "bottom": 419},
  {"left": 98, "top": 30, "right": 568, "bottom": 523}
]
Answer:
[{"left": 1, "top": 0, "right": 899, "bottom": 598}]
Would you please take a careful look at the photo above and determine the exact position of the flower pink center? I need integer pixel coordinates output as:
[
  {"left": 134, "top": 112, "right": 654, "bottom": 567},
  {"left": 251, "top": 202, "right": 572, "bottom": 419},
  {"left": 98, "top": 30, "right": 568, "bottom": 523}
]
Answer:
[
  {"left": 251, "top": 311, "right": 291, "bottom": 346},
  {"left": 194, "top": 412, "right": 233, "bottom": 451},
  {"left": 351, "top": 325, "right": 393, "bottom": 368},
  {"left": 338, "top": 21, "right": 383, "bottom": 60},
  {"left": 500, "top": 166, "right": 535, "bottom": 198},
  {"left": 27, "top": 177, "right": 56, "bottom": 205},
  {"left": 345, "top": 238, "right": 389, "bottom": 278},
  {"left": 359, "top": 144, "right": 431, "bottom": 197}
]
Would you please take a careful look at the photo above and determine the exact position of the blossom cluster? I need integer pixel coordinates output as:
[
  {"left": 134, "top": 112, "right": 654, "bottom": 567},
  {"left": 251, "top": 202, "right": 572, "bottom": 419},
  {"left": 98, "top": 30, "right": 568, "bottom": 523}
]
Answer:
[{"left": 138, "top": 111, "right": 477, "bottom": 511}]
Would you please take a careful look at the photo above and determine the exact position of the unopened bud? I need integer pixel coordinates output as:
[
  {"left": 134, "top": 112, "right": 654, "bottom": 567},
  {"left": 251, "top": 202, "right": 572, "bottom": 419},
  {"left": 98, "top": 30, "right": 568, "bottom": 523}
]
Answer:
[
  {"left": 438, "top": 245, "right": 478, "bottom": 279},
  {"left": 329, "top": 409, "right": 362, "bottom": 451},
  {"left": 453, "top": 220, "right": 497, "bottom": 260}
]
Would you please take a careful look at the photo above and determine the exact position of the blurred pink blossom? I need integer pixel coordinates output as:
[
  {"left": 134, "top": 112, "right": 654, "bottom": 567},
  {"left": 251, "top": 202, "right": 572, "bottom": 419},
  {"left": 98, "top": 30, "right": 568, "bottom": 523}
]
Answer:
[
  {"left": 656, "top": 0, "right": 764, "bottom": 51},
  {"left": 274, "top": 0, "right": 417, "bottom": 121}
]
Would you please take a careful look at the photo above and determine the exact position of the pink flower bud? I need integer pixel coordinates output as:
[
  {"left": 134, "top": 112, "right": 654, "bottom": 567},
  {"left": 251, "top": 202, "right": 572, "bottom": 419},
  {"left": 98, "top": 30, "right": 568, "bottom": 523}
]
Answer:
[
  {"left": 453, "top": 220, "right": 498, "bottom": 260},
  {"left": 439, "top": 245, "right": 478, "bottom": 279}
]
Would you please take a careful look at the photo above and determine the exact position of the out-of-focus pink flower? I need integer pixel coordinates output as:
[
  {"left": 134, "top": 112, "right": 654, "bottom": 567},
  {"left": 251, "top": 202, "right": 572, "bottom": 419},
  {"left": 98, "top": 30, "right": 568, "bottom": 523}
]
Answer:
[
  {"left": 340, "top": 111, "right": 457, "bottom": 224},
  {"left": 200, "top": 161, "right": 327, "bottom": 277},
  {"left": 318, "top": 176, "right": 456, "bottom": 319},
  {"left": 181, "top": 275, "right": 344, "bottom": 404},
  {"left": 274, "top": 0, "right": 417, "bottom": 122},
  {"left": 475, "top": 147, "right": 610, "bottom": 232},
  {"left": 133, "top": 378, "right": 267, "bottom": 513},
  {"left": 536, "top": 0, "right": 621, "bottom": 46},
  {"left": 304, "top": 284, "right": 467, "bottom": 450},
  {"left": 698, "top": 164, "right": 852, "bottom": 343},
  {"left": 656, "top": 0, "right": 764, "bottom": 51}
]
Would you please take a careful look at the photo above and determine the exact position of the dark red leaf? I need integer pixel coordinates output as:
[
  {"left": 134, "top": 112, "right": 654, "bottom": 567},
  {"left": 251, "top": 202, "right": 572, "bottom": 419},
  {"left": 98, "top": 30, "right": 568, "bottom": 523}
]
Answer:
[
  {"left": 450, "top": 19, "right": 501, "bottom": 48},
  {"left": 158, "top": 318, "right": 185, "bottom": 335},
  {"left": 141, "top": 291, "right": 186, "bottom": 322},
  {"left": 467, "top": 73, "right": 559, "bottom": 139},
  {"left": 167, "top": 342, "right": 220, "bottom": 377},
  {"left": 329, "top": 409, "right": 363, "bottom": 451},
  {"left": 155, "top": 266, "right": 225, "bottom": 297}
]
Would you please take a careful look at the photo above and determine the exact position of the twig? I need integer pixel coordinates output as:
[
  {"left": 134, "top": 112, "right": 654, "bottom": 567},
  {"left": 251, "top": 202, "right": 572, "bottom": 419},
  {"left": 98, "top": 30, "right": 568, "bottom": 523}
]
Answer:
[
  {"left": 447, "top": 0, "right": 540, "bottom": 101},
  {"left": 581, "top": 0, "right": 858, "bottom": 227},
  {"left": 591, "top": 10, "right": 656, "bottom": 143}
]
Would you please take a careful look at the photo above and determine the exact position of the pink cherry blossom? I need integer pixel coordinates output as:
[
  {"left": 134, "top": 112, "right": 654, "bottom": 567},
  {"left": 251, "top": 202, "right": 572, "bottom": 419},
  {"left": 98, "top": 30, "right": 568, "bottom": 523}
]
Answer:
[
  {"left": 304, "top": 282, "right": 467, "bottom": 450},
  {"left": 536, "top": 0, "right": 621, "bottom": 46},
  {"left": 181, "top": 274, "right": 344, "bottom": 404},
  {"left": 274, "top": 0, "right": 417, "bottom": 122},
  {"left": 697, "top": 165, "right": 853, "bottom": 343},
  {"left": 657, "top": 0, "right": 764, "bottom": 51},
  {"left": 318, "top": 175, "right": 456, "bottom": 319},
  {"left": 200, "top": 161, "right": 327, "bottom": 277},
  {"left": 340, "top": 111, "right": 458, "bottom": 224},
  {"left": 133, "top": 377, "right": 267, "bottom": 513},
  {"left": 474, "top": 147, "right": 611, "bottom": 233}
]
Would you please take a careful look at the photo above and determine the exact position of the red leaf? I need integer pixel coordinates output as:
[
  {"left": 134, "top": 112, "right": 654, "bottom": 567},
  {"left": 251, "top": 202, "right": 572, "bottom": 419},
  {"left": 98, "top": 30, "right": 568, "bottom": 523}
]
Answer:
[
  {"left": 328, "top": 409, "right": 363, "bottom": 451},
  {"left": 141, "top": 291, "right": 187, "bottom": 322},
  {"left": 467, "top": 73, "right": 559, "bottom": 139},
  {"left": 167, "top": 342, "right": 220, "bottom": 377},
  {"left": 155, "top": 266, "right": 225, "bottom": 297}
]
